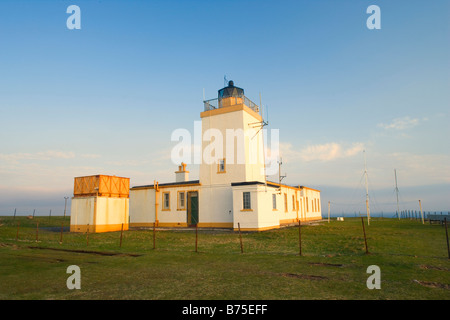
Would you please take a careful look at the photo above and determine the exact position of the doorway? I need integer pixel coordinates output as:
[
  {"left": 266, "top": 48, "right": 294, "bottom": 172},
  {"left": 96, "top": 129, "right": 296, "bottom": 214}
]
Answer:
[{"left": 187, "top": 191, "right": 199, "bottom": 227}]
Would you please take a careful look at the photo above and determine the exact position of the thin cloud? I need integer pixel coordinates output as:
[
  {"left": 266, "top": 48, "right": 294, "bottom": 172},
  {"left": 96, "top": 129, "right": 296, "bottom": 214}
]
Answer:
[
  {"left": 0, "top": 150, "right": 75, "bottom": 163},
  {"left": 280, "top": 142, "right": 365, "bottom": 163},
  {"left": 80, "top": 154, "right": 101, "bottom": 159},
  {"left": 378, "top": 116, "right": 420, "bottom": 130}
]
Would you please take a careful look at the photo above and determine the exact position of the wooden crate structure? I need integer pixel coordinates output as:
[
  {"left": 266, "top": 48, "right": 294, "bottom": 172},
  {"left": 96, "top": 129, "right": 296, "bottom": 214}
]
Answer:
[{"left": 74, "top": 175, "right": 130, "bottom": 198}]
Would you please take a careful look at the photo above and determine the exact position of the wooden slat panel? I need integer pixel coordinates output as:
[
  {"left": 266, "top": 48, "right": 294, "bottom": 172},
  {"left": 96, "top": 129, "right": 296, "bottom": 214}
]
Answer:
[{"left": 74, "top": 175, "right": 129, "bottom": 197}]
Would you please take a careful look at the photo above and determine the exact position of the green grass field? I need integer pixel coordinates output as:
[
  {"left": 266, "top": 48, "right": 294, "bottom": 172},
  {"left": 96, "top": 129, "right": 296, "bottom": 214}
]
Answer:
[{"left": 0, "top": 216, "right": 449, "bottom": 300}]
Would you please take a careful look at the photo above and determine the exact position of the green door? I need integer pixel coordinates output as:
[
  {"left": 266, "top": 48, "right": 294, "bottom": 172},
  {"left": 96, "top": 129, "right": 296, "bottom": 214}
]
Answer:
[{"left": 187, "top": 192, "right": 199, "bottom": 226}]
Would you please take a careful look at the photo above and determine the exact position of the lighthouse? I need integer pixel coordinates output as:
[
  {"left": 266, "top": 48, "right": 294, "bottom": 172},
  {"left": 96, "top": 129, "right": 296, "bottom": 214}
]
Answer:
[{"left": 129, "top": 80, "right": 322, "bottom": 231}]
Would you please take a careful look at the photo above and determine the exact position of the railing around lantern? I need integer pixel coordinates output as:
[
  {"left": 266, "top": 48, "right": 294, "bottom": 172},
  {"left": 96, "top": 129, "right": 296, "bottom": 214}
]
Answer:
[{"left": 203, "top": 96, "right": 260, "bottom": 114}]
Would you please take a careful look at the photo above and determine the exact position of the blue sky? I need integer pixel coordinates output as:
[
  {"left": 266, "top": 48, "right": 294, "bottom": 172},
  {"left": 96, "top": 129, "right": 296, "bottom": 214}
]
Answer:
[{"left": 0, "top": 0, "right": 449, "bottom": 216}]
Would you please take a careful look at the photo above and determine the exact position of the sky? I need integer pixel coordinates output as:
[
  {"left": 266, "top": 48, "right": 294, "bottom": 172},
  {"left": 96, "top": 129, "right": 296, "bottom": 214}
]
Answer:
[{"left": 0, "top": 0, "right": 449, "bottom": 216}]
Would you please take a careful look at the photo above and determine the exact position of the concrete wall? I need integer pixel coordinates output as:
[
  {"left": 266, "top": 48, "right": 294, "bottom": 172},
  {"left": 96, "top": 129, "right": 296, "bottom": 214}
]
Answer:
[
  {"left": 232, "top": 184, "right": 280, "bottom": 231},
  {"left": 70, "top": 196, "right": 129, "bottom": 233},
  {"left": 129, "top": 188, "right": 155, "bottom": 226},
  {"left": 199, "top": 185, "right": 233, "bottom": 227},
  {"left": 70, "top": 196, "right": 95, "bottom": 230},
  {"left": 130, "top": 185, "right": 229, "bottom": 227}
]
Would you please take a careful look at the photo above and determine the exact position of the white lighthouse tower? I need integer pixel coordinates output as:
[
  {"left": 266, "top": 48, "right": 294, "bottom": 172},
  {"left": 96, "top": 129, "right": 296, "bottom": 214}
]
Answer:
[
  {"left": 198, "top": 80, "right": 267, "bottom": 228},
  {"left": 200, "top": 80, "right": 266, "bottom": 185}
]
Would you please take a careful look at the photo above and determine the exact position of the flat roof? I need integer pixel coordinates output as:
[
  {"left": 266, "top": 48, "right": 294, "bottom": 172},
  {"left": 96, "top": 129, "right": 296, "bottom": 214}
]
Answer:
[
  {"left": 131, "top": 179, "right": 319, "bottom": 192},
  {"left": 231, "top": 181, "right": 320, "bottom": 192},
  {"left": 131, "top": 180, "right": 200, "bottom": 190}
]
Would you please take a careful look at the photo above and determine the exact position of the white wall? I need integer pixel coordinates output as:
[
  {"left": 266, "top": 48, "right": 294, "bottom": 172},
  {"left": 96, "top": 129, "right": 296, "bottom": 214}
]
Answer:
[
  {"left": 301, "top": 188, "right": 322, "bottom": 221},
  {"left": 70, "top": 197, "right": 95, "bottom": 227},
  {"left": 129, "top": 188, "right": 155, "bottom": 224},
  {"left": 199, "top": 185, "right": 233, "bottom": 224},
  {"left": 232, "top": 184, "right": 280, "bottom": 231},
  {"left": 95, "top": 197, "right": 129, "bottom": 226},
  {"left": 200, "top": 105, "right": 265, "bottom": 187},
  {"left": 70, "top": 196, "right": 129, "bottom": 232},
  {"left": 130, "top": 185, "right": 205, "bottom": 226}
]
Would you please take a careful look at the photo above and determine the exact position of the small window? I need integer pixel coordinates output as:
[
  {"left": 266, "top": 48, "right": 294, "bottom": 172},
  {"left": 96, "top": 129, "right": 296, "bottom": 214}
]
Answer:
[
  {"left": 272, "top": 194, "right": 277, "bottom": 210},
  {"left": 243, "top": 192, "right": 251, "bottom": 210},
  {"left": 178, "top": 192, "right": 185, "bottom": 210},
  {"left": 284, "top": 193, "right": 288, "bottom": 212},
  {"left": 292, "top": 195, "right": 295, "bottom": 211},
  {"left": 163, "top": 192, "right": 170, "bottom": 210},
  {"left": 218, "top": 158, "right": 226, "bottom": 173}
]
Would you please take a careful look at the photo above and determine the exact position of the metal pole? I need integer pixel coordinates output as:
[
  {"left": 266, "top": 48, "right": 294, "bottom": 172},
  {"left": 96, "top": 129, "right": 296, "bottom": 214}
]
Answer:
[
  {"left": 13, "top": 208, "right": 16, "bottom": 220},
  {"left": 33, "top": 209, "right": 35, "bottom": 218},
  {"left": 361, "top": 216, "right": 369, "bottom": 254},
  {"left": 36, "top": 222, "right": 39, "bottom": 242},
  {"left": 363, "top": 150, "right": 371, "bottom": 225},
  {"left": 395, "top": 169, "right": 400, "bottom": 220},
  {"left": 64, "top": 197, "right": 69, "bottom": 218},
  {"left": 328, "top": 201, "right": 330, "bottom": 223}
]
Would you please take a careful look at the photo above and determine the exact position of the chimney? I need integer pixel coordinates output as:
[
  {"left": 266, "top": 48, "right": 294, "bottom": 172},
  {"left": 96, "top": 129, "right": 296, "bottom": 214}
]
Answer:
[{"left": 175, "top": 162, "right": 189, "bottom": 182}]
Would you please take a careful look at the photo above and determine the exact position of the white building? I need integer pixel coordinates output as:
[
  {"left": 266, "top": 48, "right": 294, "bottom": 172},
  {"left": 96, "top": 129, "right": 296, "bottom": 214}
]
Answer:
[{"left": 129, "top": 81, "right": 321, "bottom": 231}]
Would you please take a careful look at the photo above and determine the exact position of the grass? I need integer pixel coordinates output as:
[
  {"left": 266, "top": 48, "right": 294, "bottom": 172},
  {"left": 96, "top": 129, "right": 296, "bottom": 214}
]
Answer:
[{"left": 0, "top": 216, "right": 449, "bottom": 300}]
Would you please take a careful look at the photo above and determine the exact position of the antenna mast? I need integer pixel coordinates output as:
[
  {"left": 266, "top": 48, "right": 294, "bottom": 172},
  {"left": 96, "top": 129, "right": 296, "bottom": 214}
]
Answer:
[
  {"left": 278, "top": 157, "right": 286, "bottom": 193},
  {"left": 394, "top": 169, "right": 400, "bottom": 220},
  {"left": 363, "top": 150, "right": 371, "bottom": 225}
]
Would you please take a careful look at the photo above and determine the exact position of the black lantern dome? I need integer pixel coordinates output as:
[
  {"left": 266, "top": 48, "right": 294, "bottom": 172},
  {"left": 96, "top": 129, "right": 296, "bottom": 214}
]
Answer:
[{"left": 218, "top": 80, "right": 244, "bottom": 100}]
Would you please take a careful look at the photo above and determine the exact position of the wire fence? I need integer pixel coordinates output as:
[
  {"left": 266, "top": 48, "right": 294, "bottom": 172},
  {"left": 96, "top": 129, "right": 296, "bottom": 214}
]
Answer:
[{"left": 1, "top": 214, "right": 449, "bottom": 261}]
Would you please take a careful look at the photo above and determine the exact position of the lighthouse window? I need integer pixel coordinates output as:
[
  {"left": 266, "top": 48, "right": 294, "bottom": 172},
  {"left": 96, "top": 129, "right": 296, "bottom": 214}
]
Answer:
[
  {"left": 243, "top": 192, "right": 251, "bottom": 210},
  {"left": 218, "top": 159, "right": 226, "bottom": 173},
  {"left": 272, "top": 194, "right": 277, "bottom": 210},
  {"left": 178, "top": 191, "right": 185, "bottom": 210},
  {"left": 163, "top": 192, "right": 170, "bottom": 210},
  {"left": 284, "top": 193, "right": 288, "bottom": 212}
]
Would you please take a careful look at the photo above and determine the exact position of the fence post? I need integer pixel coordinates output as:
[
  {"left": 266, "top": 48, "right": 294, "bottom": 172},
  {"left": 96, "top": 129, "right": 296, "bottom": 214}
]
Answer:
[
  {"left": 86, "top": 224, "right": 90, "bottom": 247},
  {"left": 298, "top": 220, "right": 302, "bottom": 256},
  {"left": 153, "top": 222, "right": 156, "bottom": 250},
  {"left": 16, "top": 221, "right": 20, "bottom": 241},
  {"left": 120, "top": 223, "right": 124, "bottom": 248},
  {"left": 59, "top": 222, "right": 64, "bottom": 244},
  {"left": 445, "top": 218, "right": 449, "bottom": 260},
  {"left": 195, "top": 223, "right": 198, "bottom": 253},
  {"left": 36, "top": 222, "right": 39, "bottom": 242},
  {"left": 238, "top": 223, "right": 244, "bottom": 254}
]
